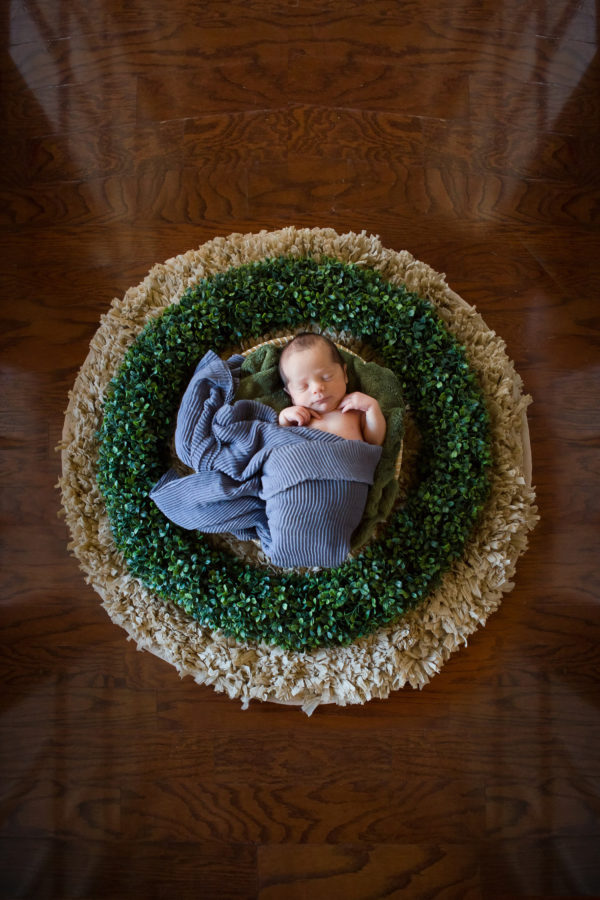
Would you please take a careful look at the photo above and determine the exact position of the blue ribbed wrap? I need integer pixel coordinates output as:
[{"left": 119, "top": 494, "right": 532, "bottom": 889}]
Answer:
[{"left": 150, "top": 351, "right": 382, "bottom": 568}]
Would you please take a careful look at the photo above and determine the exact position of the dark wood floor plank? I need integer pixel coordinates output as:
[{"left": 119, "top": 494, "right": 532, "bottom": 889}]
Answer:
[
  {"left": 0, "top": 838, "right": 257, "bottom": 900},
  {"left": 8, "top": 26, "right": 592, "bottom": 121},
  {"left": 137, "top": 63, "right": 470, "bottom": 122},
  {"left": 480, "top": 836, "right": 600, "bottom": 898},
  {"left": 8, "top": 158, "right": 574, "bottom": 231},
  {"left": 114, "top": 775, "right": 486, "bottom": 844},
  {"left": 1, "top": 74, "right": 138, "bottom": 140},
  {"left": 0, "top": 157, "right": 422, "bottom": 229},
  {"left": 421, "top": 119, "right": 598, "bottom": 182},
  {"left": 484, "top": 776, "right": 600, "bottom": 841},
  {"left": 468, "top": 73, "right": 600, "bottom": 134},
  {"left": 257, "top": 843, "right": 482, "bottom": 900},
  {"left": 8, "top": 0, "right": 595, "bottom": 46},
  {"left": 0, "top": 174, "right": 138, "bottom": 227}
]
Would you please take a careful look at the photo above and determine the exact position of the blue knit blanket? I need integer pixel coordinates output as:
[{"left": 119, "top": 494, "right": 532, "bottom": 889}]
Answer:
[{"left": 150, "top": 350, "right": 382, "bottom": 568}]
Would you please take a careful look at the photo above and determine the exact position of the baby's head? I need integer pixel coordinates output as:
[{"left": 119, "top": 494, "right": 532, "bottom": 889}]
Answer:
[{"left": 279, "top": 333, "right": 348, "bottom": 414}]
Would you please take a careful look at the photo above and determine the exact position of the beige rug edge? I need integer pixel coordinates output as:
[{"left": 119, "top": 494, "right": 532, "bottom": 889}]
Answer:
[{"left": 59, "top": 227, "right": 539, "bottom": 714}]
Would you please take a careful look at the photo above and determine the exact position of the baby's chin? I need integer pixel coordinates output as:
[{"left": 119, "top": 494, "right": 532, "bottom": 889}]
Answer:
[{"left": 310, "top": 397, "right": 338, "bottom": 413}]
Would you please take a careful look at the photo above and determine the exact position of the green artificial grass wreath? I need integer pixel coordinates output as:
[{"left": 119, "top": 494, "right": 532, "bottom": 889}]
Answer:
[{"left": 96, "top": 256, "right": 492, "bottom": 652}]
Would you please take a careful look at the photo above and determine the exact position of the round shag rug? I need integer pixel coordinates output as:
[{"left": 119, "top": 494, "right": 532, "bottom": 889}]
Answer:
[{"left": 60, "top": 227, "right": 538, "bottom": 714}]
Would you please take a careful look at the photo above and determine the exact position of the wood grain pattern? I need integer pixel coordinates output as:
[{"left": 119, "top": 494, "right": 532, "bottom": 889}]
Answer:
[
  {"left": 2, "top": 0, "right": 599, "bottom": 896},
  {"left": 258, "top": 843, "right": 482, "bottom": 899}
]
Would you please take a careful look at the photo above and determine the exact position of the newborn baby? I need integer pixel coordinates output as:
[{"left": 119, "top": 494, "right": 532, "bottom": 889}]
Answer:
[
  {"left": 150, "top": 343, "right": 386, "bottom": 568},
  {"left": 278, "top": 333, "right": 387, "bottom": 446}
]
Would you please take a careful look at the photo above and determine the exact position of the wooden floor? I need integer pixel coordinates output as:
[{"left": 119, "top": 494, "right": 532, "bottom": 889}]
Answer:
[{"left": 1, "top": 1, "right": 599, "bottom": 897}]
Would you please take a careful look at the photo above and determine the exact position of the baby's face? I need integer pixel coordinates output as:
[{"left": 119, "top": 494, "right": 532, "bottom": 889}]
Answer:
[{"left": 282, "top": 343, "right": 348, "bottom": 414}]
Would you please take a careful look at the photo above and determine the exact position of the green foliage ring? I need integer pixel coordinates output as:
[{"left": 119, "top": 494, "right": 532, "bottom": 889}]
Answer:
[{"left": 97, "top": 256, "right": 492, "bottom": 651}]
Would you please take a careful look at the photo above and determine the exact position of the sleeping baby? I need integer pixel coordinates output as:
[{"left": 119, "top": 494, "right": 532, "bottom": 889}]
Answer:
[
  {"left": 150, "top": 339, "right": 386, "bottom": 569},
  {"left": 278, "top": 333, "right": 386, "bottom": 446}
]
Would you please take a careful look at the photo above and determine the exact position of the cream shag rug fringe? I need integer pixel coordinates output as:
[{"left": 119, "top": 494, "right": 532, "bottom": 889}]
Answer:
[{"left": 59, "top": 227, "right": 539, "bottom": 714}]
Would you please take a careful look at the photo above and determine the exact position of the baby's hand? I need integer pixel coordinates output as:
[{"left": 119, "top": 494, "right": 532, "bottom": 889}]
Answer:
[
  {"left": 279, "top": 405, "right": 321, "bottom": 427},
  {"left": 338, "top": 392, "right": 386, "bottom": 446},
  {"left": 338, "top": 392, "right": 378, "bottom": 414}
]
